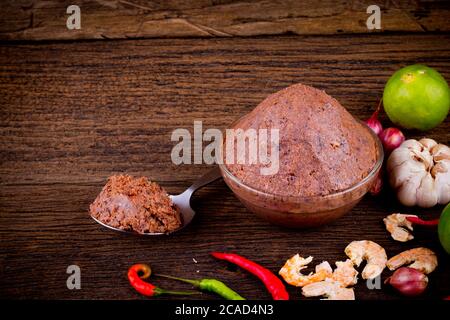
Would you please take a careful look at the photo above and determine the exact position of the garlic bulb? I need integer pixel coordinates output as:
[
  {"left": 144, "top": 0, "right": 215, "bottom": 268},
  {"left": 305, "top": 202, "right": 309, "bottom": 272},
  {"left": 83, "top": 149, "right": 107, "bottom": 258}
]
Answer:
[{"left": 387, "top": 138, "right": 450, "bottom": 208}]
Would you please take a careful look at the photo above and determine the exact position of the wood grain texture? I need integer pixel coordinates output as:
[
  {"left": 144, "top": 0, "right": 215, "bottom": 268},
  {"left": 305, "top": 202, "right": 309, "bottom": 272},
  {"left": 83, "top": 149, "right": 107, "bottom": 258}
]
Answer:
[
  {"left": 1, "top": 0, "right": 450, "bottom": 41},
  {"left": 0, "top": 34, "right": 449, "bottom": 299}
]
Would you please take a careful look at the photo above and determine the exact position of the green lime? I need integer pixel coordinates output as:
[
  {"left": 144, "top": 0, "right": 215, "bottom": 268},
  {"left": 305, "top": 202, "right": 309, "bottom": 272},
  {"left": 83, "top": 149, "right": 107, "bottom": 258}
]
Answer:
[
  {"left": 438, "top": 203, "right": 450, "bottom": 255},
  {"left": 383, "top": 64, "right": 450, "bottom": 131}
]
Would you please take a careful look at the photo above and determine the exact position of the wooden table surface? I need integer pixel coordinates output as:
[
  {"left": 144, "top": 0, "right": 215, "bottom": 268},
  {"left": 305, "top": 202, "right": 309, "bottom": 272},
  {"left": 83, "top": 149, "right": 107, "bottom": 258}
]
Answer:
[{"left": 0, "top": 0, "right": 449, "bottom": 300}]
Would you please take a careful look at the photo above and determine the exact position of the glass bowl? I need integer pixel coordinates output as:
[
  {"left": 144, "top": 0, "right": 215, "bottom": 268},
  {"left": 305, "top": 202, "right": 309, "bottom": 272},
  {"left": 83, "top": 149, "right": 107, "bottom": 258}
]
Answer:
[{"left": 218, "top": 120, "right": 384, "bottom": 228}]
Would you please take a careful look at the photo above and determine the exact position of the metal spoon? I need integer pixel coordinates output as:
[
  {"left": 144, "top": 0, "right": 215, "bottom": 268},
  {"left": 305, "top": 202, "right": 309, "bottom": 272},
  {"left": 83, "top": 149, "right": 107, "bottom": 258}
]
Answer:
[{"left": 91, "top": 166, "right": 222, "bottom": 235}]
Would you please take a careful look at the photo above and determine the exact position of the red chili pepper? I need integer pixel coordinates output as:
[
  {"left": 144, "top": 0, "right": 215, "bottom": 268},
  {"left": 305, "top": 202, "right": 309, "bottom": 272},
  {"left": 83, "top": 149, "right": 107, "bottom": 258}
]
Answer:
[
  {"left": 211, "top": 252, "right": 289, "bottom": 300},
  {"left": 127, "top": 264, "right": 197, "bottom": 297},
  {"left": 406, "top": 216, "right": 439, "bottom": 227}
]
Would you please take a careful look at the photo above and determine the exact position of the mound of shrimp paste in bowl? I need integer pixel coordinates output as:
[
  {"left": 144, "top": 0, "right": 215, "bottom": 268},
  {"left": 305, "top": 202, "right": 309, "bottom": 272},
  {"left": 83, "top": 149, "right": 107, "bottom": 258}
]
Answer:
[{"left": 219, "top": 83, "right": 383, "bottom": 227}]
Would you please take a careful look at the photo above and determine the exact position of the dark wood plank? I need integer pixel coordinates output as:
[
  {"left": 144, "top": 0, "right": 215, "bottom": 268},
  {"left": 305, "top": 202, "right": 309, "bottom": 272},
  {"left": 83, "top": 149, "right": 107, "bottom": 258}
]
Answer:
[
  {"left": 1, "top": 0, "right": 450, "bottom": 41},
  {"left": 0, "top": 34, "right": 449, "bottom": 299}
]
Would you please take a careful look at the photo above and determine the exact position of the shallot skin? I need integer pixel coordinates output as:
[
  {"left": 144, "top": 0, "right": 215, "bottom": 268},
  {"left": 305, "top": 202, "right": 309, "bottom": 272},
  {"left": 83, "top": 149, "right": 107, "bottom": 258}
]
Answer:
[
  {"left": 379, "top": 127, "right": 405, "bottom": 153},
  {"left": 385, "top": 267, "right": 428, "bottom": 297},
  {"left": 366, "top": 115, "right": 383, "bottom": 136},
  {"left": 366, "top": 108, "right": 384, "bottom": 196},
  {"left": 369, "top": 173, "right": 383, "bottom": 196}
]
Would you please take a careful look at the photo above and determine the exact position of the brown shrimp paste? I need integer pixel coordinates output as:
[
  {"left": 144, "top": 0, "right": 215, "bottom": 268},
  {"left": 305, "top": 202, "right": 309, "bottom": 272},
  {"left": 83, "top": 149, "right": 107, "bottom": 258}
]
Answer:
[
  {"left": 90, "top": 175, "right": 182, "bottom": 233},
  {"left": 226, "top": 83, "right": 378, "bottom": 197}
]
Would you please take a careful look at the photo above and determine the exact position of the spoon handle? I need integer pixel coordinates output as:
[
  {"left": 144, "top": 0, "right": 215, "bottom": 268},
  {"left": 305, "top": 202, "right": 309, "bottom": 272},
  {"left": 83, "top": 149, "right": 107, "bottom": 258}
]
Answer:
[{"left": 185, "top": 166, "right": 222, "bottom": 196}]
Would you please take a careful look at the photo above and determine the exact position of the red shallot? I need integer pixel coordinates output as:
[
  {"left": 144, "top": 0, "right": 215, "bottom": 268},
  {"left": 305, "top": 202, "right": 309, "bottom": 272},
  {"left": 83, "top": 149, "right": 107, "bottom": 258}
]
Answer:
[
  {"left": 385, "top": 267, "right": 428, "bottom": 297},
  {"left": 379, "top": 127, "right": 405, "bottom": 153},
  {"left": 366, "top": 100, "right": 383, "bottom": 136},
  {"left": 370, "top": 171, "right": 383, "bottom": 196}
]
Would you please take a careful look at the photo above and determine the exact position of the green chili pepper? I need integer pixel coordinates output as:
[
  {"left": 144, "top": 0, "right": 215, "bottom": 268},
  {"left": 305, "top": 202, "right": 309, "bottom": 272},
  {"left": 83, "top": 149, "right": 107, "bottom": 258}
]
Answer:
[{"left": 157, "top": 274, "right": 245, "bottom": 300}]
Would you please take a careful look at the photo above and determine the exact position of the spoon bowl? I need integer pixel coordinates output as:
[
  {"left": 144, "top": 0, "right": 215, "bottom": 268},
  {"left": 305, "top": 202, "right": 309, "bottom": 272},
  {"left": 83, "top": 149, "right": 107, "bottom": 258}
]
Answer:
[{"left": 91, "top": 167, "right": 222, "bottom": 235}]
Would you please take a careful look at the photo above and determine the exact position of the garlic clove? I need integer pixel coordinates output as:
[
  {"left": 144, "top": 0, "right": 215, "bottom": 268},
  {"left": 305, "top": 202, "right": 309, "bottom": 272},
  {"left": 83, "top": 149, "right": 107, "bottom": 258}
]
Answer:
[
  {"left": 390, "top": 160, "right": 426, "bottom": 189},
  {"left": 411, "top": 149, "right": 433, "bottom": 170},
  {"left": 419, "top": 138, "right": 437, "bottom": 150},
  {"left": 432, "top": 161, "right": 449, "bottom": 176},
  {"left": 432, "top": 144, "right": 450, "bottom": 162},
  {"left": 434, "top": 164, "right": 450, "bottom": 204},
  {"left": 397, "top": 171, "right": 426, "bottom": 206},
  {"left": 416, "top": 173, "right": 438, "bottom": 208},
  {"left": 387, "top": 148, "right": 413, "bottom": 172},
  {"left": 402, "top": 139, "right": 423, "bottom": 151}
]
